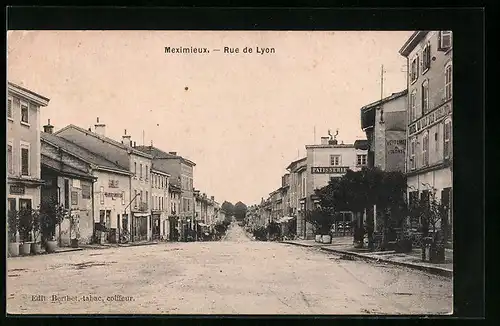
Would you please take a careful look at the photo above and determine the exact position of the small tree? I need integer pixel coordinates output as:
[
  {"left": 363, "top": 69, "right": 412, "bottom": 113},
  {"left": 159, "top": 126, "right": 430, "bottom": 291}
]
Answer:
[
  {"left": 8, "top": 209, "right": 19, "bottom": 243},
  {"left": 305, "top": 208, "right": 335, "bottom": 235},
  {"left": 18, "top": 207, "right": 34, "bottom": 243},
  {"left": 267, "top": 221, "right": 281, "bottom": 240},
  {"left": 40, "top": 200, "right": 67, "bottom": 243},
  {"left": 32, "top": 208, "right": 41, "bottom": 243}
]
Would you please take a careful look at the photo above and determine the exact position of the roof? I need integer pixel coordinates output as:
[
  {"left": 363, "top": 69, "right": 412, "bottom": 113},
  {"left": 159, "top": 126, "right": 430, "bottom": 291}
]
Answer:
[
  {"left": 54, "top": 124, "right": 153, "bottom": 159},
  {"left": 286, "top": 157, "right": 307, "bottom": 170},
  {"left": 41, "top": 154, "right": 95, "bottom": 180},
  {"left": 8, "top": 81, "right": 50, "bottom": 106},
  {"left": 135, "top": 145, "right": 196, "bottom": 167},
  {"left": 360, "top": 90, "right": 408, "bottom": 113},
  {"left": 354, "top": 139, "right": 370, "bottom": 150},
  {"left": 306, "top": 144, "right": 356, "bottom": 149},
  {"left": 41, "top": 132, "right": 130, "bottom": 175},
  {"left": 399, "top": 31, "right": 429, "bottom": 57}
]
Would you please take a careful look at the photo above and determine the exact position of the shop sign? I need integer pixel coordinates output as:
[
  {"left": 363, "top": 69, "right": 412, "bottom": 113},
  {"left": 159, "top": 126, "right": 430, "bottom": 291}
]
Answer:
[
  {"left": 409, "top": 104, "right": 452, "bottom": 136},
  {"left": 311, "top": 166, "right": 348, "bottom": 174},
  {"left": 105, "top": 192, "right": 123, "bottom": 199},
  {"left": 9, "top": 184, "right": 25, "bottom": 195}
]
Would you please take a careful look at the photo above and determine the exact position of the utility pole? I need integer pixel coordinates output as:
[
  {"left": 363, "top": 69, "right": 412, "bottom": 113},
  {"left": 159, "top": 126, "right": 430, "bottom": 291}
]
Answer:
[
  {"left": 313, "top": 126, "right": 316, "bottom": 144},
  {"left": 381, "top": 64, "right": 385, "bottom": 100},
  {"left": 142, "top": 130, "right": 145, "bottom": 146}
]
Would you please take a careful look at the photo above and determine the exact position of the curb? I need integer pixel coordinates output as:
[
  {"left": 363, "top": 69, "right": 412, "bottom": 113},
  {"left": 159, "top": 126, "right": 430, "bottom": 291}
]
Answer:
[
  {"left": 320, "top": 247, "right": 453, "bottom": 278},
  {"left": 8, "top": 247, "right": 84, "bottom": 258},
  {"left": 281, "top": 241, "right": 315, "bottom": 248}
]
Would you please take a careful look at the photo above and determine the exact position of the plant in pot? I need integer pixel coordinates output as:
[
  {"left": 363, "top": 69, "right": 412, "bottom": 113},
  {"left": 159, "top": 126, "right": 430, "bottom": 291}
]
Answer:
[
  {"left": 40, "top": 201, "right": 66, "bottom": 253},
  {"left": 31, "top": 208, "right": 43, "bottom": 254},
  {"left": 18, "top": 207, "right": 34, "bottom": 256},
  {"left": 305, "top": 208, "right": 335, "bottom": 244},
  {"left": 8, "top": 208, "right": 20, "bottom": 257}
]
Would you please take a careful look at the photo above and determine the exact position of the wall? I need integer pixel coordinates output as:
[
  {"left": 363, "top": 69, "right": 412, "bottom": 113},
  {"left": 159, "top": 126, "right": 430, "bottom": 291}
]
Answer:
[{"left": 130, "top": 153, "right": 153, "bottom": 212}]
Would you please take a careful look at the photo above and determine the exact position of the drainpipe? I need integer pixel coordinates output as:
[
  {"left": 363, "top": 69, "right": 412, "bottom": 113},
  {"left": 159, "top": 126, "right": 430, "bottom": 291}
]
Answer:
[{"left": 91, "top": 178, "right": 96, "bottom": 244}]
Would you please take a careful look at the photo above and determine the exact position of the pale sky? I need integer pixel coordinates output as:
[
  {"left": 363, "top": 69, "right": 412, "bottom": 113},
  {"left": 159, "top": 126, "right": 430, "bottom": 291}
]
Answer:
[{"left": 7, "top": 30, "right": 412, "bottom": 205}]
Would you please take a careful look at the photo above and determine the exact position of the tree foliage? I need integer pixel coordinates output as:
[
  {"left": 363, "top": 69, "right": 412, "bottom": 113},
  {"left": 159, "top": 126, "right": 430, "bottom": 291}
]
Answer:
[
  {"left": 305, "top": 207, "right": 336, "bottom": 234},
  {"left": 221, "top": 201, "right": 234, "bottom": 217},
  {"left": 233, "top": 201, "right": 247, "bottom": 221}
]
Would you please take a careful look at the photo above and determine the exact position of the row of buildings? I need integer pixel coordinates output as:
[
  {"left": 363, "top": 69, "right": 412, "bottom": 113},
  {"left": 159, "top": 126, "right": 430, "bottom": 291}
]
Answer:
[
  {"left": 254, "top": 30, "right": 453, "bottom": 241},
  {"left": 7, "top": 82, "right": 226, "bottom": 246}
]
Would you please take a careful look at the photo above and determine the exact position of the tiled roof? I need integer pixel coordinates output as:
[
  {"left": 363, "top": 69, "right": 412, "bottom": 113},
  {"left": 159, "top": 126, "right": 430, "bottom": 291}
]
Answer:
[
  {"left": 55, "top": 124, "right": 152, "bottom": 159},
  {"left": 41, "top": 132, "right": 129, "bottom": 173},
  {"left": 360, "top": 90, "right": 408, "bottom": 112},
  {"left": 135, "top": 145, "right": 196, "bottom": 166},
  {"left": 286, "top": 157, "right": 307, "bottom": 170},
  {"left": 354, "top": 139, "right": 370, "bottom": 150},
  {"left": 41, "top": 154, "right": 95, "bottom": 180}
]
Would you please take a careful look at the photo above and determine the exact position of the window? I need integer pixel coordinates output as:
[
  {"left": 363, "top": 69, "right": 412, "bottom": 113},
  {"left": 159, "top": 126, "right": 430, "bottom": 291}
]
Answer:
[
  {"left": 445, "top": 62, "right": 452, "bottom": 100},
  {"left": 422, "top": 132, "right": 429, "bottom": 167},
  {"left": 422, "top": 42, "right": 431, "bottom": 72},
  {"left": 140, "top": 164, "right": 143, "bottom": 179},
  {"left": 20, "top": 101, "right": 29, "bottom": 124},
  {"left": 357, "top": 154, "right": 367, "bottom": 166},
  {"left": 145, "top": 165, "right": 149, "bottom": 181},
  {"left": 121, "top": 191, "right": 125, "bottom": 205},
  {"left": 140, "top": 190, "right": 143, "bottom": 205},
  {"left": 411, "top": 55, "right": 419, "bottom": 83},
  {"left": 8, "top": 143, "right": 13, "bottom": 174},
  {"left": 134, "top": 162, "right": 137, "bottom": 177},
  {"left": 82, "top": 183, "right": 91, "bottom": 199},
  {"left": 20, "top": 143, "right": 30, "bottom": 176},
  {"left": 330, "top": 155, "right": 341, "bottom": 166},
  {"left": 100, "top": 186, "right": 105, "bottom": 205},
  {"left": 134, "top": 190, "right": 138, "bottom": 207},
  {"left": 438, "top": 31, "right": 452, "bottom": 51},
  {"left": 410, "top": 137, "right": 416, "bottom": 170},
  {"left": 146, "top": 191, "right": 148, "bottom": 207},
  {"left": 444, "top": 119, "right": 452, "bottom": 159},
  {"left": 8, "top": 97, "right": 13, "bottom": 119},
  {"left": 19, "top": 198, "right": 32, "bottom": 211},
  {"left": 410, "top": 90, "right": 417, "bottom": 122},
  {"left": 421, "top": 80, "right": 429, "bottom": 114}
]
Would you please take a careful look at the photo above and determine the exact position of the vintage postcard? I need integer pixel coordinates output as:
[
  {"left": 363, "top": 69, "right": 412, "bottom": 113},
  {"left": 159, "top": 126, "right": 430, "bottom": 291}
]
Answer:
[{"left": 7, "top": 30, "right": 453, "bottom": 315}]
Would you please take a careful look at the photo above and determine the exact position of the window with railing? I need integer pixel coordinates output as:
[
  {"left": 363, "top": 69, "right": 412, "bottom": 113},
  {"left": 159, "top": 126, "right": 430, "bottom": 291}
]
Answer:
[
  {"left": 422, "top": 132, "right": 429, "bottom": 167},
  {"left": 444, "top": 119, "right": 452, "bottom": 160},
  {"left": 445, "top": 62, "right": 453, "bottom": 101}
]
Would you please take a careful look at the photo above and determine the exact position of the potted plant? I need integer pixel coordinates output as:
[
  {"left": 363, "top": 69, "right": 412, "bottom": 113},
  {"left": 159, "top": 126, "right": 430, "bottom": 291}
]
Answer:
[
  {"left": 40, "top": 201, "right": 66, "bottom": 253},
  {"left": 305, "top": 208, "right": 334, "bottom": 244},
  {"left": 8, "top": 208, "right": 20, "bottom": 257},
  {"left": 18, "top": 207, "right": 33, "bottom": 255},
  {"left": 31, "top": 208, "right": 43, "bottom": 254}
]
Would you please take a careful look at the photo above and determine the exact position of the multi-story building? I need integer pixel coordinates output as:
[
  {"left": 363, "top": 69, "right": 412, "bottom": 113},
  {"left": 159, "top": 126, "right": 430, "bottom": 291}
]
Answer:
[
  {"left": 286, "top": 157, "right": 307, "bottom": 236},
  {"left": 135, "top": 145, "right": 196, "bottom": 241},
  {"left": 300, "top": 134, "right": 368, "bottom": 239},
  {"left": 360, "top": 90, "right": 408, "bottom": 172},
  {"left": 40, "top": 123, "right": 132, "bottom": 245},
  {"left": 399, "top": 31, "right": 453, "bottom": 240},
  {"left": 54, "top": 121, "right": 154, "bottom": 242},
  {"left": 7, "top": 82, "right": 49, "bottom": 237},
  {"left": 168, "top": 183, "right": 182, "bottom": 241},
  {"left": 150, "top": 168, "right": 170, "bottom": 240}
]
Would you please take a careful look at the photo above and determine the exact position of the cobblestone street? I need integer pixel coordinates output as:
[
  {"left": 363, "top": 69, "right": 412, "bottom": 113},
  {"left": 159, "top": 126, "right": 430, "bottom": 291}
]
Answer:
[{"left": 7, "top": 223, "right": 452, "bottom": 315}]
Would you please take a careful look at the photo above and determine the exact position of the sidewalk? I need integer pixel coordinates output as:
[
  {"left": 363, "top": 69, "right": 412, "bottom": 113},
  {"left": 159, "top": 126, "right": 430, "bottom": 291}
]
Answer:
[
  {"left": 283, "top": 237, "right": 453, "bottom": 278},
  {"left": 80, "top": 240, "right": 160, "bottom": 250},
  {"left": 8, "top": 246, "right": 83, "bottom": 258}
]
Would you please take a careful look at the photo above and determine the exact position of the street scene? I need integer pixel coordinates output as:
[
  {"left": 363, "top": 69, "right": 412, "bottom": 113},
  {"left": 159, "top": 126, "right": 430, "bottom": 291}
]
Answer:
[
  {"left": 7, "top": 30, "right": 453, "bottom": 315},
  {"left": 7, "top": 222, "right": 451, "bottom": 314}
]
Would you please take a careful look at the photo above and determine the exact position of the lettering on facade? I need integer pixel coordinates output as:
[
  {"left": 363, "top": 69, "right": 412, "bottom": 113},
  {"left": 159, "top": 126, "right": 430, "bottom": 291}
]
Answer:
[
  {"left": 108, "top": 180, "right": 119, "bottom": 188},
  {"left": 311, "top": 166, "right": 348, "bottom": 174},
  {"left": 105, "top": 192, "right": 123, "bottom": 199},
  {"left": 9, "top": 184, "right": 25, "bottom": 195},
  {"left": 409, "top": 104, "right": 452, "bottom": 136}
]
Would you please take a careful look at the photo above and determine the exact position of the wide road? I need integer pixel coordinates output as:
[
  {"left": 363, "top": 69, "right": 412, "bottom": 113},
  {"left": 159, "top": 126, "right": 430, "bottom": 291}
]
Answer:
[{"left": 7, "top": 223, "right": 452, "bottom": 315}]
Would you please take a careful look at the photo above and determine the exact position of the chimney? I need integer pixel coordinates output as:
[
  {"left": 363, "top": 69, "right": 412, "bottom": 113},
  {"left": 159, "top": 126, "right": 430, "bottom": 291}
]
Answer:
[
  {"left": 169, "top": 152, "right": 177, "bottom": 155},
  {"left": 328, "top": 139, "right": 338, "bottom": 145},
  {"left": 43, "top": 119, "right": 54, "bottom": 134},
  {"left": 94, "top": 117, "right": 106, "bottom": 136},
  {"left": 320, "top": 137, "right": 329, "bottom": 145},
  {"left": 133, "top": 141, "right": 136, "bottom": 148},
  {"left": 122, "top": 129, "right": 132, "bottom": 146}
]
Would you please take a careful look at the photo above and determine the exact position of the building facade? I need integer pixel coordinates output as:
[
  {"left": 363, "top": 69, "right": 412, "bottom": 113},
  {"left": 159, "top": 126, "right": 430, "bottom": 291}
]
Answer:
[
  {"left": 399, "top": 31, "right": 453, "bottom": 239},
  {"left": 301, "top": 135, "right": 368, "bottom": 239},
  {"left": 360, "top": 90, "right": 408, "bottom": 172},
  {"left": 54, "top": 122, "right": 154, "bottom": 242},
  {"left": 41, "top": 125, "right": 132, "bottom": 245},
  {"left": 168, "top": 183, "right": 182, "bottom": 241},
  {"left": 286, "top": 157, "right": 307, "bottom": 237},
  {"left": 150, "top": 168, "right": 170, "bottom": 241},
  {"left": 135, "top": 146, "right": 196, "bottom": 241},
  {"left": 7, "top": 82, "right": 49, "bottom": 236}
]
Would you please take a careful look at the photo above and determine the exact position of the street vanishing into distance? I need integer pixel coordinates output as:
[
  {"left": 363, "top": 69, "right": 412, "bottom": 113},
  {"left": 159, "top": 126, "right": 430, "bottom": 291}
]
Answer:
[{"left": 7, "top": 223, "right": 452, "bottom": 315}]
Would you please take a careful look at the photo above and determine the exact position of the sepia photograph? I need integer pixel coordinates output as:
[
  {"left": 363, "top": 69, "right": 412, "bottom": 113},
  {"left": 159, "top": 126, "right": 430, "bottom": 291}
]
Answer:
[{"left": 6, "top": 29, "right": 455, "bottom": 315}]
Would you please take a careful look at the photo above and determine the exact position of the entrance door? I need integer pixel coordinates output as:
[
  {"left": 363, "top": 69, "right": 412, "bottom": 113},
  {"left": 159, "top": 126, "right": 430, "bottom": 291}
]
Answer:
[
  {"left": 152, "top": 215, "right": 160, "bottom": 240},
  {"left": 135, "top": 216, "right": 148, "bottom": 241}
]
